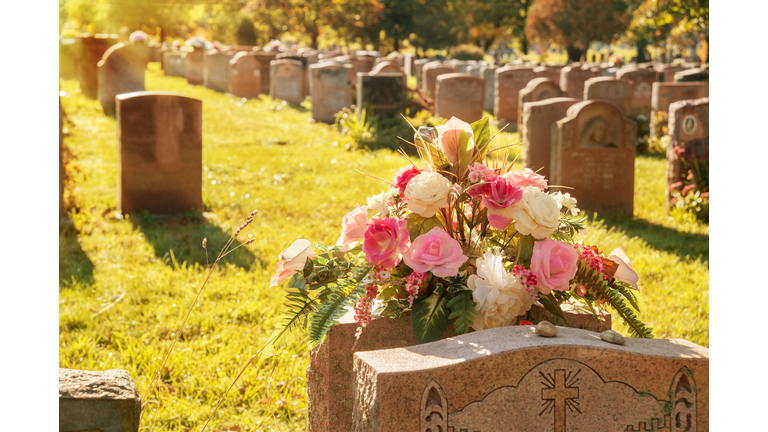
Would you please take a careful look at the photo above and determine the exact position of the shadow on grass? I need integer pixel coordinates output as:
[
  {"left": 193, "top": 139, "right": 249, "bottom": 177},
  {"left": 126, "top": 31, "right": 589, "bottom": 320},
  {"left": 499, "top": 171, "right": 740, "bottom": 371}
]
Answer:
[
  {"left": 59, "top": 224, "right": 94, "bottom": 287},
  {"left": 596, "top": 216, "right": 709, "bottom": 262},
  {"left": 131, "top": 213, "right": 257, "bottom": 269}
]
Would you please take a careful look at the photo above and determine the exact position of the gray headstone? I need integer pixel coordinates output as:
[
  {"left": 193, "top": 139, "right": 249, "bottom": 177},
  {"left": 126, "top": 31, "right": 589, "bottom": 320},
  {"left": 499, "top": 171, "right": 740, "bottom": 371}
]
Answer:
[{"left": 59, "top": 368, "right": 140, "bottom": 432}]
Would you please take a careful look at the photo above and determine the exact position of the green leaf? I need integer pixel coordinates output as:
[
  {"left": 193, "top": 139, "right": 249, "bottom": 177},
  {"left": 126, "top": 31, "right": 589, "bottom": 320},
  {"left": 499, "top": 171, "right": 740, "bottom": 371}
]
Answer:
[
  {"left": 302, "top": 257, "right": 314, "bottom": 278},
  {"left": 470, "top": 116, "right": 491, "bottom": 154},
  {"left": 308, "top": 267, "right": 373, "bottom": 346},
  {"left": 538, "top": 294, "right": 570, "bottom": 327},
  {"left": 286, "top": 273, "right": 307, "bottom": 291},
  {"left": 376, "top": 285, "right": 398, "bottom": 302},
  {"left": 456, "top": 129, "right": 475, "bottom": 177},
  {"left": 374, "top": 299, "right": 403, "bottom": 319},
  {"left": 446, "top": 290, "right": 478, "bottom": 334},
  {"left": 518, "top": 234, "right": 535, "bottom": 262},
  {"left": 405, "top": 214, "right": 442, "bottom": 241},
  {"left": 411, "top": 290, "right": 450, "bottom": 344}
]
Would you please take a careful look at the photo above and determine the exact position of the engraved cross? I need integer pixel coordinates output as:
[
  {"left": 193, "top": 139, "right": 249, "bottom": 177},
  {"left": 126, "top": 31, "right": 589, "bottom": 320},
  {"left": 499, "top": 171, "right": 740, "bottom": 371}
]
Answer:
[{"left": 542, "top": 369, "right": 579, "bottom": 432}]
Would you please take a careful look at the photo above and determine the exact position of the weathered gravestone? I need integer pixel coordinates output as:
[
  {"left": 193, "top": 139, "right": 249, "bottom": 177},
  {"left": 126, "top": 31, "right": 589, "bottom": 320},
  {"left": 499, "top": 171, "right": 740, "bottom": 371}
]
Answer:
[
  {"left": 270, "top": 59, "right": 304, "bottom": 104},
  {"left": 276, "top": 53, "right": 309, "bottom": 96},
  {"left": 551, "top": 100, "right": 637, "bottom": 217},
  {"left": 414, "top": 59, "right": 431, "bottom": 89},
  {"left": 517, "top": 78, "right": 564, "bottom": 130},
  {"left": 184, "top": 48, "right": 205, "bottom": 85},
  {"left": 253, "top": 50, "right": 279, "bottom": 94},
  {"left": 74, "top": 34, "right": 118, "bottom": 98},
  {"left": 481, "top": 65, "right": 501, "bottom": 112},
  {"left": 423, "top": 63, "right": 457, "bottom": 98},
  {"left": 435, "top": 74, "right": 485, "bottom": 123},
  {"left": 116, "top": 92, "right": 203, "bottom": 215},
  {"left": 666, "top": 98, "right": 709, "bottom": 208},
  {"left": 650, "top": 82, "right": 709, "bottom": 139},
  {"left": 59, "top": 368, "right": 141, "bottom": 432},
  {"left": 229, "top": 52, "right": 261, "bottom": 98},
  {"left": 583, "top": 77, "right": 632, "bottom": 114},
  {"left": 533, "top": 65, "right": 562, "bottom": 83},
  {"left": 559, "top": 66, "right": 600, "bottom": 99},
  {"left": 655, "top": 64, "right": 686, "bottom": 82},
  {"left": 494, "top": 66, "right": 536, "bottom": 128},
  {"left": 404, "top": 53, "right": 416, "bottom": 76},
  {"left": 371, "top": 60, "right": 404, "bottom": 75},
  {"left": 466, "top": 64, "right": 482, "bottom": 78},
  {"left": 357, "top": 72, "right": 405, "bottom": 117},
  {"left": 352, "top": 326, "right": 708, "bottom": 432},
  {"left": 163, "top": 52, "right": 185, "bottom": 77},
  {"left": 97, "top": 42, "right": 147, "bottom": 116},
  {"left": 616, "top": 67, "right": 657, "bottom": 118},
  {"left": 520, "top": 97, "right": 580, "bottom": 180},
  {"left": 309, "top": 62, "right": 353, "bottom": 123},
  {"left": 203, "top": 50, "right": 235, "bottom": 92},
  {"left": 308, "top": 305, "right": 611, "bottom": 432}
]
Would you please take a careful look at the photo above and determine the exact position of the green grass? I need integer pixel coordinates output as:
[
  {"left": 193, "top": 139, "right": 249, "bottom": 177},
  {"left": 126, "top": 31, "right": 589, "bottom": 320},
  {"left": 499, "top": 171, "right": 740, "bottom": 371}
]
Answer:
[{"left": 59, "top": 63, "right": 708, "bottom": 431}]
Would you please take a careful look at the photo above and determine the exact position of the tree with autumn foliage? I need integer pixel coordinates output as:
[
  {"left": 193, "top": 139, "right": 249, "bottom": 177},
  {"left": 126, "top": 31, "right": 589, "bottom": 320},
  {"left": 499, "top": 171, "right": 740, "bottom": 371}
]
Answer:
[
  {"left": 464, "top": 0, "right": 532, "bottom": 53},
  {"left": 628, "top": 0, "right": 708, "bottom": 62},
  {"left": 526, "top": 0, "right": 631, "bottom": 62}
]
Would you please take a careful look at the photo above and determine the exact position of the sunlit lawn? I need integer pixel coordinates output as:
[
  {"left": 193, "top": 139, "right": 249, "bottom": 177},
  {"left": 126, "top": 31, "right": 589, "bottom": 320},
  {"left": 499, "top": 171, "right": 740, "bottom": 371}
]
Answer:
[{"left": 59, "top": 63, "right": 708, "bottom": 431}]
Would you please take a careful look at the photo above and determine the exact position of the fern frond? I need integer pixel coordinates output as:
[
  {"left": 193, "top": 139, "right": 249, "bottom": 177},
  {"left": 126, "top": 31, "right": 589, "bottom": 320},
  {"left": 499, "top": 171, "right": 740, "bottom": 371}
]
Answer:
[
  {"left": 272, "top": 289, "right": 317, "bottom": 348},
  {"left": 446, "top": 290, "right": 477, "bottom": 334},
  {"left": 573, "top": 266, "right": 654, "bottom": 338},
  {"left": 308, "top": 267, "right": 372, "bottom": 346}
]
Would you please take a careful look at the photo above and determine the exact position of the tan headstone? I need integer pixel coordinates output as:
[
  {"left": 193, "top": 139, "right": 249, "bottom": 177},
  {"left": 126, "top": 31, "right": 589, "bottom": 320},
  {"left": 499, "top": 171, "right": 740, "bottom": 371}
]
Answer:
[
  {"left": 551, "top": 100, "right": 636, "bottom": 217},
  {"left": 60, "top": 368, "right": 141, "bottom": 432},
  {"left": 352, "top": 326, "right": 708, "bottom": 432},
  {"left": 276, "top": 53, "right": 309, "bottom": 96},
  {"left": 357, "top": 72, "right": 406, "bottom": 116},
  {"left": 414, "top": 58, "right": 431, "bottom": 89},
  {"left": 74, "top": 35, "right": 118, "bottom": 98},
  {"left": 308, "top": 305, "right": 610, "bottom": 432},
  {"left": 270, "top": 59, "right": 304, "bottom": 104},
  {"left": 583, "top": 77, "right": 633, "bottom": 114},
  {"left": 309, "top": 62, "right": 353, "bottom": 123},
  {"left": 494, "top": 66, "right": 536, "bottom": 127},
  {"left": 163, "top": 52, "right": 185, "bottom": 77},
  {"left": 666, "top": 98, "right": 709, "bottom": 207},
  {"left": 253, "top": 50, "right": 279, "bottom": 94},
  {"left": 116, "top": 92, "right": 203, "bottom": 215},
  {"left": 422, "top": 63, "right": 456, "bottom": 98},
  {"left": 229, "top": 52, "right": 261, "bottom": 98},
  {"left": 203, "top": 50, "right": 235, "bottom": 92},
  {"left": 371, "top": 60, "right": 404, "bottom": 75},
  {"left": 559, "top": 66, "right": 600, "bottom": 99},
  {"left": 97, "top": 42, "right": 147, "bottom": 116},
  {"left": 517, "top": 77, "right": 563, "bottom": 130},
  {"left": 533, "top": 65, "right": 562, "bottom": 83},
  {"left": 520, "top": 97, "right": 580, "bottom": 180},
  {"left": 616, "top": 67, "right": 657, "bottom": 117},
  {"left": 650, "top": 82, "right": 709, "bottom": 139},
  {"left": 481, "top": 65, "right": 501, "bottom": 112},
  {"left": 434, "top": 73, "right": 485, "bottom": 123},
  {"left": 184, "top": 48, "right": 205, "bottom": 85},
  {"left": 655, "top": 64, "right": 687, "bottom": 82}
]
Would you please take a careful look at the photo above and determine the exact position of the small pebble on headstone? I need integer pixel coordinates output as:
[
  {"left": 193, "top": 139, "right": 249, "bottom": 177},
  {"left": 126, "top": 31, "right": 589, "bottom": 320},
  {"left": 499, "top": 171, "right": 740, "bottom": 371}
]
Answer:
[
  {"left": 600, "top": 329, "right": 626, "bottom": 345},
  {"left": 535, "top": 320, "right": 557, "bottom": 337}
]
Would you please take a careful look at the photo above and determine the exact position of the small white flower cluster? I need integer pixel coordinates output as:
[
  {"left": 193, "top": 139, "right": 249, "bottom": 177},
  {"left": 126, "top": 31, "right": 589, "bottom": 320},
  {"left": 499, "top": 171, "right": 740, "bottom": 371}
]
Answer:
[
  {"left": 366, "top": 189, "right": 399, "bottom": 216},
  {"left": 549, "top": 191, "right": 580, "bottom": 216},
  {"left": 467, "top": 251, "right": 533, "bottom": 330}
]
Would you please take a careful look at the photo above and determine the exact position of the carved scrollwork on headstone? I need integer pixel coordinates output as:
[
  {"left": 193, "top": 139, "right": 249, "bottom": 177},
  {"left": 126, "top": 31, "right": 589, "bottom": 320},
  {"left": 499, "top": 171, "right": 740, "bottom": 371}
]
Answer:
[{"left": 421, "top": 380, "right": 449, "bottom": 432}]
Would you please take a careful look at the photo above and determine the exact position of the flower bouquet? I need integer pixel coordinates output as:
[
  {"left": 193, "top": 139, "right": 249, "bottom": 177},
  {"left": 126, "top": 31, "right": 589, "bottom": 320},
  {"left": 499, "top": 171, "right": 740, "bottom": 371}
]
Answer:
[
  {"left": 270, "top": 116, "right": 653, "bottom": 346},
  {"left": 184, "top": 36, "right": 208, "bottom": 50}
]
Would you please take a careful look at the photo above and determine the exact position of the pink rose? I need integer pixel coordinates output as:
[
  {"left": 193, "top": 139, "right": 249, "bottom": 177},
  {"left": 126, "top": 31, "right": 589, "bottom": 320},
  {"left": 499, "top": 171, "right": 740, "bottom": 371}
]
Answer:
[
  {"left": 335, "top": 205, "right": 369, "bottom": 252},
  {"left": 436, "top": 117, "right": 474, "bottom": 173},
  {"left": 363, "top": 218, "right": 411, "bottom": 268},
  {"left": 530, "top": 239, "right": 578, "bottom": 295},
  {"left": 392, "top": 165, "right": 422, "bottom": 196},
  {"left": 467, "top": 162, "right": 496, "bottom": 183},
  {"left": 269, "top": 239, "right": 317, "bottom": 287},
  {"left": 475, "top": 176, "right": 524, "bottom": 231},
  {"left": 503, "top": 168, "right": 548, "bottom": 191},
  {"left": 404, "top": 227, "right": 468, "bottom": 277}
]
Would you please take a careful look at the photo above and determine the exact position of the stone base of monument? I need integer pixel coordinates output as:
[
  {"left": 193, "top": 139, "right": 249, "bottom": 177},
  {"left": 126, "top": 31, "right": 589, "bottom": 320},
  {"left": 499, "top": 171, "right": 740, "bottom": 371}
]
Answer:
[
  {"left": 59, "top": 368, "right": 141, "bottom": 432},
  {"left": 352, "top": 326, "right": 708, "bottom": 432},
  {"left": 307, "top": 303, "right": 611, "bottom": 432}
]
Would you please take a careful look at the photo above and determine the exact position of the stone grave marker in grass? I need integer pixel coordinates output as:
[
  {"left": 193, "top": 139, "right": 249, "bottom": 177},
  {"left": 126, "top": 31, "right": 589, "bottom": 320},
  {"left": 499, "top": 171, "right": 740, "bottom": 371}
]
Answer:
[
  {"left": 351, "top": 326, "right": 708, "bottom": 432},
  {"left": 116, "top": 92, "right": 203, "bottom": 215},
  {"left": 404, "top": 53, "right": 416, "bottom": 76},
  {"left": 481, "top": 65, "right": 501, "bottom": 112},
  {"left": 413, "top": 58, "right": 431, "bottom": 89},
  {"left": 276, "top": 53, "right": 309, "bottom": 97},
  {"left": 309, "top": 62, "right": 353, "bottom": 123},
  {"left": 163, "top": 52, "right": 185, "bottom": 77},
  {"left": 616, "top": 67, "right": 657, "bottom": 118},
  {"left": 74, "top": 34, "right": 118, "bottom": 98},
  {"left": 434, "top": 73, "right": 485, "bottom": 123},
  {"left": 371, "top": 60, "right": 404, "bottom": 75},
  {"left": 59, "top": 368, "right": 141, "bottom": 432},
  {"left": 422, "top": 63, "right": 456, "bottom": 98},
  {"left": 253, "top": 50, "right": 279, "bottom": 94},
  {"left": 666, "top": 98, "right": 709, "bottom": 208},
  {"left": 655, "top": 64, "right": 687, "bottom": 82},
  {"left": 203, "top": 50, "right": 235, "bottom": 92},
  {"left": 583, "top": 77, "right": 633, "bottom": 115},
  {"left": 517, "top": 77, "right": 564, "bottom": 130},
  {"left": 466, "top": 64, "right": 482, "bottom": 78},
  {"left": 559, "top": 66, "right": 600, "bottom": 99},
  {"left": 270, "top": 59, "right": 304, "bottom": 104},
  {"left": 551, "top": 100, "right": 637, "bottom": 217},
  {"left": 493, "top": 66, "right": 536, "bottom": 129},
  {"left": 229, "top": 52, "right": 261, "bottom": 99},
  {"left": 97, "top": 42, "right": 147, "bottom": 116},
  {"left": 357, "top": 72, "right": 406, "bottom": 117},
  {"left": 308, "top": 305, "right": 611, "bottom": 432},
  {"left": 650, "top": 82, "right": 709, "bottom": 139},
  {"left": 184, "top": 47, "right": 205, "bottom": 85},
  {"left": 520, "top": 97, "right": 580, "bottom": 180},
  {"left": 533, "top": 65, "right": 563, "bottom": 84}
]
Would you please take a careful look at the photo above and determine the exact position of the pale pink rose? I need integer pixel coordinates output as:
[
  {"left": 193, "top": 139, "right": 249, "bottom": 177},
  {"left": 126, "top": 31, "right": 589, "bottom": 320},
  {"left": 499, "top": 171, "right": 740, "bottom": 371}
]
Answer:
[
  {"left": 503, "top": 168, "right": 548, "bottom": 191},
  {"left": 436, "top": 117, "right": 474, "bottom": 171},
  {"left": 363, "top": 218, "right": 411, "bottom": 268},
  {"left": 335, "top": 205, "right": 369, "bottom": 252},
  {"left": 608, "top": 248, "right": 639, "bottom": 289},
  {"left": 392, "top": 165, "right": 422, "bottom": 196},
  {"left": 403, "top": 227, "right": 468, "bottom": 277},
  {"left": 467, "top": 162, "right": 496, "bottom": 183},
  {"left": 530, "top": 239, "right": 579, "bottom": 295},
  {"left": 269, "top": 239, "right": 317, "bottom": 287},
  {"left": 474, "top": 176, "right": 524, "bottom": 231}
]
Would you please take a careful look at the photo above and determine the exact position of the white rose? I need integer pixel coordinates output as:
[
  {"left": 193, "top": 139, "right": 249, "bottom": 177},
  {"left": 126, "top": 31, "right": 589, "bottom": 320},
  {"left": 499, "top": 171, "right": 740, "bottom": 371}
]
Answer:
[
  {"left": 404, "top": 172, "right": 452, "bottom": 218},
  {"left": 510, "top": 186, "right": 560, "bottom": 239},
  {"left": 367, "top": 189, "right": 397, "bottom": 216},
  {"left": 467, "top": 251, "right": 533, "bottom": 331},
  {"left": 549, "top": 191, "right": 580, "bottom": 216}
]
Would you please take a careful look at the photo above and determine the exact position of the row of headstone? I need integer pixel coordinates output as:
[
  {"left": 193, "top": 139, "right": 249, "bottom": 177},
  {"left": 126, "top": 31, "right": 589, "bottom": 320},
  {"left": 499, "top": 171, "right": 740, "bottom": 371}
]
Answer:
[{"left": 666, "top": 97, "right": 709, "bottom": 207}]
